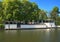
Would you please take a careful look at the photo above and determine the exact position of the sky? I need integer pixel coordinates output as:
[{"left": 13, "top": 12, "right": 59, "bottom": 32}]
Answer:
[
  {"left": 0, "top": 0, "right": 60, "bottom": 12},
  {"left": 29, "top": 0, "right": 60, "bottom": 12}
]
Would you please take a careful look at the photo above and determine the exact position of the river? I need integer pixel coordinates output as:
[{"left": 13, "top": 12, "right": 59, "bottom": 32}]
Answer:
[{"left": 0, "top": 28, "right": 60, "bottom": 42}]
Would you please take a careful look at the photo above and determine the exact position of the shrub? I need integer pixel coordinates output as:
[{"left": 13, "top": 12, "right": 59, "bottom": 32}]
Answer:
[{"left": 0, "top": 24, "right": 4, "bottom": 30}]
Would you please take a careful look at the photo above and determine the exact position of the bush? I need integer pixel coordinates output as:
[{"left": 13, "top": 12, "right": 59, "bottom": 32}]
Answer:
[
  {"left": 55, "top": 21, "right": 60, "bottom": 25},
  {"left": 0, "top": 24, "right": 4, "bottom": 30}
]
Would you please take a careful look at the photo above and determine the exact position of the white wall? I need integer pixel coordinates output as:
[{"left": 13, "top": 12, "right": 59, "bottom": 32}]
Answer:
[
  {"left": 5, "top": 22, "right": 56, "bottom": 29},
  {"left": 21, "top": 25, "right": 47, "bottom": 28},
  {"left": 44, "top": 23, "right": 56, "bottom": 27},
  {"left": 5, "top": 24, "right": 9, "bottom": 29},
  {"left": 56, "top": 26, "right": 60, "bottom": 27},
  {"left": 10, "top": 24, "right": 17, "bottom": 29},
  {"left": 5, "top": 24, "right": 17, "bottom": 29}
]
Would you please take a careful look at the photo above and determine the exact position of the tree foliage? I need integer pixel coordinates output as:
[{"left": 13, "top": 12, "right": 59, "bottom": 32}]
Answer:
[
  {"left": 1, "top": 0, "right": 60, "bottom": 25},
  {"left": 50, "top": 6, "right": 60, "bottom": 25},
  {"left": 50, "top": 6, "right": 59, "bottom": 20},
  {"left": 2, "top": 0, "right": 48, "bottom": 21}
]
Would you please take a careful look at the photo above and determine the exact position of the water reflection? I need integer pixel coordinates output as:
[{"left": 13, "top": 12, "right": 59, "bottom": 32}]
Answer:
[
  {"left": 5, "top": 30, "right": 17, "bottom": 35},
  {"left": 0, "top": 29, "right": 60, "bottom": 42}
]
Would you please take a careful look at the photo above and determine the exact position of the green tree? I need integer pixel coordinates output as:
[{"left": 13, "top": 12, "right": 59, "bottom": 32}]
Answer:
[
  {"left": 38, "top": 10, "right": 47, "bottom": 20},
  {"left": 0, "top": 1, "right": 4, "bottom": 23},
  {"left": 2, "top": 0, "right": 47, "bottom": 22},
  {"left": 50, "top": 6, "right": 59, "bottom": 25},
  {"left": 50, "top": 6, "right": 59, "bottom": 20}
]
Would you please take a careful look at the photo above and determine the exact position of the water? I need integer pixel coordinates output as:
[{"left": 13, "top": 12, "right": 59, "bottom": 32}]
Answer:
[{"left": 0, "top": 28, "right": 60, "bottom": 42}]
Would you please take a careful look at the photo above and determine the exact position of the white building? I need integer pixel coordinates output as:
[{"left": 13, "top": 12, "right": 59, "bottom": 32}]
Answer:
[{"left": 5, "top": 19, "right": 56, "bottom": 29}]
